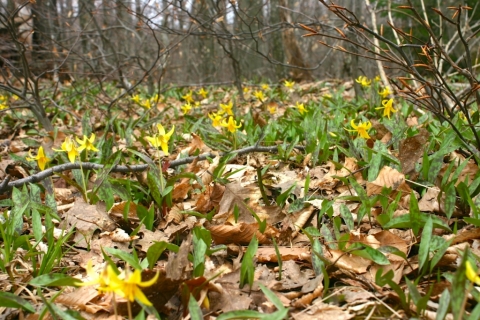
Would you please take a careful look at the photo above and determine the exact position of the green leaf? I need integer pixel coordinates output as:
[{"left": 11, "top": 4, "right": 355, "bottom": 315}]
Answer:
[
  {"left": 427, "top": 154, "right": 444, "bottom": 183},
  {"left": 217, "top": 310, "right": 265, "bottom": 320},
  {"left": 104, "top": 248, "right": 142, "bottom": 270},
  {"left": 383, "top": 212, "right": 450, "bottom": 232},
  {"left": 258, "top": 283, "right": 285, "bottom": 310},
  {"left": 29, "top": 274, "right": 82, "bottom": 287},
  {"left": 451, "top": 250, "right": 468, "bottom": 318},
  {"left": 32, "top": 209, "right": 43, "bottom": 243},
  {"left": 368, "top": 150, "right": 382, "bottom": 182},
  {"left": 435, "top": 289, "right": 450, "bottom": 320},
  {"left": 339, "top": 204, "right": 354, "bottom": 231},
  {"left": 136, "top": 203, "right": 154, "bottom": 230},
  {"left": 188, "top": 295, "right": 203, "bottom": 320},
  {"left": 430, "top": 239, "right": 453, "bottom": 273},
  {"left": 311, "top": 238, "right": 324, "bottom": 276},
  {"left": 147, "top": 171, "right": 163, "bottom": 207},
  {"left": 240, "top": 235, "right": 258, "bottom": 290},
  {"left": 0, "top": 291, "right": 35, "bottom": 312},
  {"left": 409, "top": 191, "right": 422, "bottom": 236},
  {"left": 418, "top": 216, "right": 433, "bottom": 272},
  {"left": 349, "top": 244, "right": 390, "bottom": 265},
  {"left": 443, "top": 182, "right": 456, "bottom": 219},
  {"left": 192, "top": 227, "right": 208, "bottom": 277},
  {"left": 147, "top": 241, "right": 179, "bottom": 269},
  {"left": 276, "top": 183, "right": 296, "bottom": 208}
]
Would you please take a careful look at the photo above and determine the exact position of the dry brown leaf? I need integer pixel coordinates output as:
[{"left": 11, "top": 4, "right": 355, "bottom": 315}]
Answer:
[
  {"left": 328, "top": 248, "right": 372, "bottom": 273},
  {"left": 62, "top": 199, "right": 116, "bottom": 249},
  {"left": 207, "top": 222, "right": 279, "bottom": 245},
  {"left": 366, "top": 166, "right": 412, "bottom": 196},
  {"left": 56, "top": 286, "right": 102, "bottom": 313},
  {"left": 216, "top": 182, "right": 274, "bottom": 225},
  {"left": 292, "top": 301, "right": 354, "bottom": 319},
  {"left": 256, "top": 247, "right": 310, "bottom": 263},
  {"left": 195, "top": 183, "right": 224, "bottom": 213},
  {"left": 398, "top": 128, "right": 429, "bottom": 175}
]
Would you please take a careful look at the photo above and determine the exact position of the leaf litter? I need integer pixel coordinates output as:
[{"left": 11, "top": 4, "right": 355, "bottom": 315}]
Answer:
[{"left": 0, "top": 80, "right": 479, "bottom": 319}]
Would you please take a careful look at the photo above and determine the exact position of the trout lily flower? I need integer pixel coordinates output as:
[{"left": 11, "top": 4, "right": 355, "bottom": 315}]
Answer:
[
  {"left": 141, "top": 99, "right": 151, "bottom": 110},
  {"left": 378, "top": 87, "right": 392, "bottom": 99},
  {"left": 198, "top": 88, "right": 208, "bottom": 99},
  {"left": 181, "top": 103, "right": 192, "bottom": 115},
  {"left": 376, "top": 98, "right": 397, "bottom": 119},
  {"left": 466, "top": 261, "right": 480, "bottom": 285},
  {"left": 347, "top": 120, "right": 372, "bottom": 139},
  {"left": 221, "top": 116, "right": 241, "bottom": 133},
  {"left": 219, "top": 101, "right": 234, "bottom": 116},
  {"left": 54, "top": 136, "right": 79, "bottom": 163},
  {"left": 268, "top": 105, "right": 276, "bottom": 114},
  {"left": 296, "top": 102, "right": 307, "bottom": 115},
  {"left": 79, "top": 261, "right": 115, "bottom": 293},
  {"left": 261, "top": 83, "right": 270, "bottom": 91},
  {"left": 131, "top": 94, "right": 141, "bottom": 104},
  {"left": 355, "top": 76, "right": 371, "bottom": 88},
  {"left": 182, "top": 91, "right": 194, "bottom": 104},
  {"left": 253, "top": 90, "right": 265, "bottom": 102},
  {"left": 109, "top": 268, "right": 159, "bottom": 306},
  {"left": 145, "top": 124, "right": 175, "bottom": 155},
  {"left": 284, "top": 80, "right": 295, "bottom": 89},
  {"left": 26, "top": 146, "right": 49, "bottom": 170},
  {"left": 209, "top": 112, "right": 223, "bottom": 127},
  {"left": 76, "top": 133, "right": 99, "bottom": 153}
]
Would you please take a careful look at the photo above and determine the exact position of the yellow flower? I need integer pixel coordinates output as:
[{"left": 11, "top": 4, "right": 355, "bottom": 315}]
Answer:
[
  {"left": 54, "top": 136, "right": 79, "bottom": 163},
  {"left": 145, "top": 124, "right": 175, "bottom": 155},
  {"left": 284, "top": 80, "right": 295, "bottom": 89},
  {"left": 261, "top": 84, "right": 270, "bottom": 91},
  {"left": 109, "top": 268, "right": 159, "bottom": 306},
  {"left": 355, "top": 76, "right": 371, "bottom": 88},
  {"left": 253, "top": 90, "right": 265, "bottom": 102},
  {"left": 376, "top": 98, "right": 397, "bottom": 119},
  {"left": 268, "top": 105, "right": 276, "bottom": 114},
  {"left": 79, "top": 261, "right": 115, "bottom": 293},
  {"left": 219, "top": 101, "right": 234, "bottom": 116},
  {"left": 26, "top": 146, "right": 49, "bottom": 170},
  {"left": 243, "top": 86, "right": 250, "bottom": 93},
  {"left": 181, "top": 103, "right": 192, "bottom": 114},
  {"left": 194, "top": 101, "right": 201, "bottom": 108},
  {"left": 347, "top": 120, "right": 372, "bottom": 139},
  {"left": 323, "top": 93, "right": 332, "bottom": 99},
  {"left": 141, "top": 99, "right": 151, "bottom": 110},
  {"left": 209, "top": 112, "right": 223, "bottom": 127},
  {"left": 296, "top": 102, "right": 306, "bottom": 115},
  {"left": 198, "top": 88, "right": 208, "bottom": 99},
  {"left": 131, "top": 94, "right": 141, "bottom": 104},
  {"left": 0, "top": 95, "right": 7, "bottom": 102},
  {"left": 378, "top": 87, "right": 392, "bottom": 99},
  {"left": 182, "top": 91, "right": 194, "bottom": 104},
  {"left": 466, "top": 261, "right": 480, "bottom": 285},
  {"left": 221, "top": 116, "right": 241, "bottom": 133},
  {"left": 0, "top": 104, "right": 8, "bottom": 110},
  {"left": 76, "top": 133, "right": 99, "bottom": 153},
  {"left": 374, "top": 75, "right": 381, "bottom": 82},
  {"left": 152, "top": 94, "right": 160, "bottom": 103}
]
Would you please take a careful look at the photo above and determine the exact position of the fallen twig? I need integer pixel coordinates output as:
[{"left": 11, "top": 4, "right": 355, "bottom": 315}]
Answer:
[{"left": 0, "top": 144, "right": 305, "bottom": 193}]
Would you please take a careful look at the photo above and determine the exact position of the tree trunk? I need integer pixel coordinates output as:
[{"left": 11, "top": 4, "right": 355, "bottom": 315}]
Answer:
[{"left": 278, "top": 0, "right": 312, "bottom": 82}]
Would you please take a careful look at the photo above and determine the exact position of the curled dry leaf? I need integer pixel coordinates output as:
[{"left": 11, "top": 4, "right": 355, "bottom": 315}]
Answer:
[
  {"left": 195, "top": 183, "right": 225, "bottom": 214},
  {"left": 256, "top": 246, "right": 311, "bottom": 263},
  {"left": 206, "top": 222, "right": 279, "bottom": 245}
]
